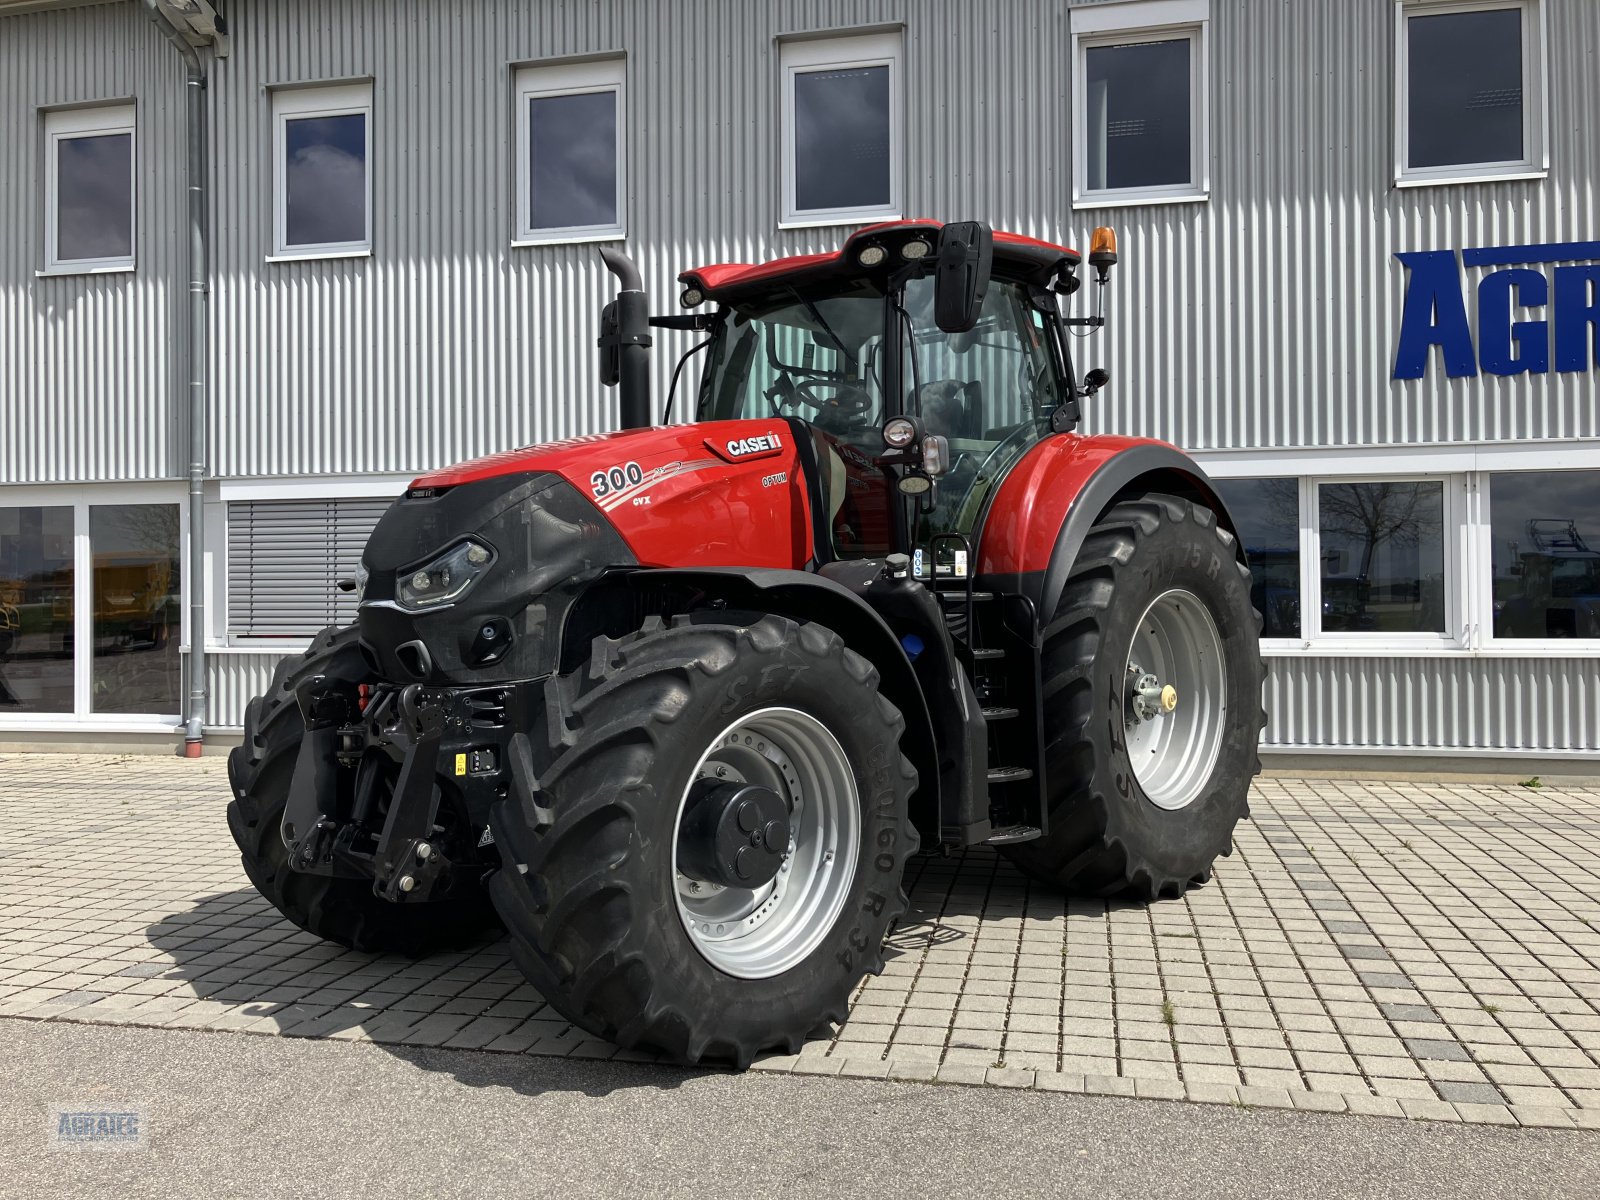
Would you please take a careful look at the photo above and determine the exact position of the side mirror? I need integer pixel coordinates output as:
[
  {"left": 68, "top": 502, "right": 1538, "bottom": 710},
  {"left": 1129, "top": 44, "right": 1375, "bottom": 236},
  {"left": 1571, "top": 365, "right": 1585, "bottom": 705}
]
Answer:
[
  {"left": 934, "top": 221, "right": 993, "bottom": 334},
  {"left": 597, "top": 300, "right": 620, "bottom": 387}
]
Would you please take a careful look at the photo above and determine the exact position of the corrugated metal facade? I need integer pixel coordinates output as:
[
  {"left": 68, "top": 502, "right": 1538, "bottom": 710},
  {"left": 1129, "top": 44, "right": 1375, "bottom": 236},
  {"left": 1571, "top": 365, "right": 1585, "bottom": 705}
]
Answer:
[
  {"left": 0, "top": 0, "right": 186, "bottom": 483},
  {"left": 3, "top": 0, "right": 1598, "bottom": 752}
]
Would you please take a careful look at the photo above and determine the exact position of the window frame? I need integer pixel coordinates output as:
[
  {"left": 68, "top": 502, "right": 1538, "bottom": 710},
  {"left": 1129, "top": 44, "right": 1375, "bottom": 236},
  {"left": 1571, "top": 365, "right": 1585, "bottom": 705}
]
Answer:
[
  {"left": 1306, "top": 474, "right": 1467, "bottom": 651},
  {"left": 1201, "top": 443, "right": 1600, "bottom": 659},
  {"left": 1393, "top": 0, "right": 1548, "bottom": 188},
  {"left": 1206, "top": 476, "right": 1306, "bottom": 651},
  {"left": 270, "top": 82, "right": 374, "bottom": 262},
  {"left": 41, "top": 104, "right": 137, "bottom": 276},
  {"left": 1476, "top": 463, "right": 1600, "bottom": 652},
  {"left": 0, "top": 482, "right": 186, "bottom": 732},
  {"left": 1069, "top": 0, "right": 1210, "bottom": 210},
  {"left": 779, "top": 31, "right": 904, "bottom": 230},
  {"left": 512, "top": 57, "right": 627, "bottom": 247}
]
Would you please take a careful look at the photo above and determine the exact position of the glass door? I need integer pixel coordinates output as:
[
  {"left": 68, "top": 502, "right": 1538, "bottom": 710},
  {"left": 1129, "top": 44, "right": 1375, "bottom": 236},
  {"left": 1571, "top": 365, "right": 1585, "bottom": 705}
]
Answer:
[
  {"left": 89, "top": 504, "right": 182, "bottom": 715},
  {"left": 0, "top": 495, "right": 182, "bottom": 724},
  {"left": 0, "top": 506, "right": 75, "bottom": 713}
]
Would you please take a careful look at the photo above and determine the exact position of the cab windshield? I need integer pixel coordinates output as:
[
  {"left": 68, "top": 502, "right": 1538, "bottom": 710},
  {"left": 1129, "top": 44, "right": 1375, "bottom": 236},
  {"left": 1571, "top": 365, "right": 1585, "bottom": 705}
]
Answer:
[
  {"left": 696, "top": 271, "right": 1068, "bottom": 556},
  {"left": 696, "top": 280, "right": 889, "bottom": 433}
]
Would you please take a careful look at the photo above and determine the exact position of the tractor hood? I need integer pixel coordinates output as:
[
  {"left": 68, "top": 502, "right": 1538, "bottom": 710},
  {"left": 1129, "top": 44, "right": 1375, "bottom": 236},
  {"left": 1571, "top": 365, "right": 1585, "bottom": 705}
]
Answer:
[
  {"left": 357, "top": 419, "right": 815, "bottom": 686},
  {"left": 406, "top": 419, "right": 815, "bottom": 574}
]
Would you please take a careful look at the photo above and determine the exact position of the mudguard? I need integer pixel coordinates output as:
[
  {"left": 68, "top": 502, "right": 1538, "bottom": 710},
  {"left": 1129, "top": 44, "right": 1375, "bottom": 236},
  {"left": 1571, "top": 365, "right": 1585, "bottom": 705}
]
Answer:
[
  {"left": 977, "top": 434, "right": 1242, "bottom": 622},
  {"left": 570, "top": 565, "right": 945, "bottom": 842}
]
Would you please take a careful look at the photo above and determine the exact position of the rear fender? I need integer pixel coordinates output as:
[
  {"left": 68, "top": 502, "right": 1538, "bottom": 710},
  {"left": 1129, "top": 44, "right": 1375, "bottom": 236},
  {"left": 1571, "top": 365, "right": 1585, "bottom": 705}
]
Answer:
[
  {"left": 978, "top": 436, "right": 1241, "bottom": 621},
  {"left": 564, "top": 566, "right": 942, "bottom": 842}
]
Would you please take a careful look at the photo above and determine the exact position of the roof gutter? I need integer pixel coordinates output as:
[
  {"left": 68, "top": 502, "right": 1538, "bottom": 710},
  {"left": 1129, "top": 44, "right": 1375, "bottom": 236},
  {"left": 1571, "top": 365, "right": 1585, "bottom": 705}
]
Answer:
[{"left": 141, "top": 0, "right": 210, "bottom": 756}]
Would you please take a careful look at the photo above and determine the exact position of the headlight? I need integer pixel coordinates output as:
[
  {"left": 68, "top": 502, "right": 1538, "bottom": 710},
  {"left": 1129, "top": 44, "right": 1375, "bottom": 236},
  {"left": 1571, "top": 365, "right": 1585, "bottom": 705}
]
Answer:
[
  {"left": 395, "top": 539, "right": 496, "bottom": 611},
  {"left": 882, "top": 415, "right": 920, "bottom": 449}
]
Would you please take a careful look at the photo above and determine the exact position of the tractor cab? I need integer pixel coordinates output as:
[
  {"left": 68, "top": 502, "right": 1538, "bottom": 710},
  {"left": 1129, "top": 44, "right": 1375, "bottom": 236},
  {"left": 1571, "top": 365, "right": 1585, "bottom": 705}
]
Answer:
[{"left": 676, "top": 221, "right": 1106, "bottom": 566}]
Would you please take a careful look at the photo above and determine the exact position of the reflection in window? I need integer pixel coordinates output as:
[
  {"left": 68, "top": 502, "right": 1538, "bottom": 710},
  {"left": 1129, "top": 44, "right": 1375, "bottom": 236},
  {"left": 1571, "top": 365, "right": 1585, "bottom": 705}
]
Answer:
[
  {"left": 529, "top": 91, "right": 618, "bottom": 231},
  {"left": 56, "top": 132, "right": 134, "bottom": 263},
  {"left": 793, "top": 65, "right": 892, "bottom": 213},
  {"left": 1490, "top": 471, "right": 1600, "bottom": 639},
  {"left": 1212, "top": 479, "right": 1301, "bottom": 638},
  {"left": 1085, "top": 38, "right": 1192, "bottom": 192},
  {"left": 0, "top": 507, "right": 74, "bottom": 714},
  {"left": 1318, "top": 482, "right": 1445, "bottom": 634},
  {"left": 90, "top": 505, "right": 181, "bottom": 715},
  {"left": 1407, "top": 7, "right": 1524, "bottom": 170},
  {"left": 284, "top": 112, "right": 368, "bottom": 248}
]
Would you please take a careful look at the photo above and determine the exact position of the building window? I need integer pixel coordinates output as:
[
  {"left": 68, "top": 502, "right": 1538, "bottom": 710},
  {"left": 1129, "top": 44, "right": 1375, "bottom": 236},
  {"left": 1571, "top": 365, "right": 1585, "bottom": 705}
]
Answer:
[
  {"left": 272, "top": 83, "right": 372, "bottom": 258},
  {"left": 1489, "top": 470, "right": 1600, "bottom": 640},
  {"left": 43, "top": 105, "right": 135, "bottom": 273},
  {"left": 89, "top": 504, "right": 181, "bottom": 715},
  {"left": 227, "top": 497, "right": 390, "bottom": 639},
  {"left": 1070, "top": 0, "right": 1209, "bottom": 207},
  {"left": 780, "top": 32, "right": 902, "bottom": 228},
  {"left": 1317, "top": 481, "right": 1448, "bottom": 636},
  {"left": 1396, "top": 1, "right": 1545, "bottom": 185},
  {"left": 0, "top": 506, "right": 75, "bottom": 713},
  {"left": 1212, "top": 479, "right": 1302, "bottom": 639},
  {"left": 514, "top": 58, "right": 625, "bottom": 244}
]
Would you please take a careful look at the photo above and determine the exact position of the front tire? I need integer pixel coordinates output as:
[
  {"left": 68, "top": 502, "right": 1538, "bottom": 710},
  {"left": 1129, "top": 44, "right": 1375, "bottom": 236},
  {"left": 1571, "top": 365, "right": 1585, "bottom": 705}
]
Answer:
[
  {"left": 226, "top": 626, "right": 500, "bottom": 955},
  {"left": 488, "top": 614, "right": 918, "bottom": 1067},
  {"left": 1003, "top": 494, "right": 1265, "bottom": 899}
]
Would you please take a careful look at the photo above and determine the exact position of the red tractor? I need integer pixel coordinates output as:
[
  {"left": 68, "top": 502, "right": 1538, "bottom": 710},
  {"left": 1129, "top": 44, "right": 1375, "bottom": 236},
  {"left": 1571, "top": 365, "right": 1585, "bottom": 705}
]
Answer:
[{"left": 228, "top": 221, "right": 1264, "bottom": 1066}]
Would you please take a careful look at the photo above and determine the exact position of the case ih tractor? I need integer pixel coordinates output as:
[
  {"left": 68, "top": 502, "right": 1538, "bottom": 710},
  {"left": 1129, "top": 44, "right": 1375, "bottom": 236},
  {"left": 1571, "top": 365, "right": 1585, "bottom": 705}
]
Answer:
[{"left": 228, "top": 220, "right": 1264, "bottom": 1066}]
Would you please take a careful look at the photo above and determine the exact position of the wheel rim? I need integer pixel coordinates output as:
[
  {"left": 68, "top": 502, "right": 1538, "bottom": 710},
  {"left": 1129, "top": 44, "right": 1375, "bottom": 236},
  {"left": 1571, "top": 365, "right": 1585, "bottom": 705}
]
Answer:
[
  {"left": 1123, "top": 589, "right": 1227, "bottom": 811},
  {"left": 671, "top": 707, "right": 860, "bottom": 980}
]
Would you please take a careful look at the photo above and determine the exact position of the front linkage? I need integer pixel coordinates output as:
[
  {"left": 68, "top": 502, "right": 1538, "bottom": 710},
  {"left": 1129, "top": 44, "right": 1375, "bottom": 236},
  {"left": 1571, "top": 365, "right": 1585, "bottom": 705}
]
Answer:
[{"left": 279, "top": 675, "right": 538, "bottom": 905}]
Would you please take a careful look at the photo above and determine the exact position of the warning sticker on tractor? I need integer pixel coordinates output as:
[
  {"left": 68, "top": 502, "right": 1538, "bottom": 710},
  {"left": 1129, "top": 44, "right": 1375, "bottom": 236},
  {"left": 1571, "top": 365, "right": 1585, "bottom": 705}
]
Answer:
[{"left": 454, "top": 753, "right": 467, "bottom": 777}]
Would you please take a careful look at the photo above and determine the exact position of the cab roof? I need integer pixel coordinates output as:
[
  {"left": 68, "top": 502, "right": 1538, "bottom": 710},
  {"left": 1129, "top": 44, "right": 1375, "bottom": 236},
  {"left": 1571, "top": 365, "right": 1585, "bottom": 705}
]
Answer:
[{"left": 679, "top": 220, "right": 1081, "bottom": 304}]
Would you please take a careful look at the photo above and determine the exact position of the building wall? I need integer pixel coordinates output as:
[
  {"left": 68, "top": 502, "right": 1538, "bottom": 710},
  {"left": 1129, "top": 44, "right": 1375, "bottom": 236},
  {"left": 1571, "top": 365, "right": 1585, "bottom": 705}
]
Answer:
[
  {"left": 3, "top": 0, "right": 1598, "bottom": 754},
  {"left": 0, "top": 0, "right": 186, "bottom": 484}
]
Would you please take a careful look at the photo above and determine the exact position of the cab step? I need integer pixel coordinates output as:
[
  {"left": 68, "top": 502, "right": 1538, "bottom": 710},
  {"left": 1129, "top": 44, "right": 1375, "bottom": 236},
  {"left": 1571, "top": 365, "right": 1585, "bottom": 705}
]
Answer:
[
  {"left": 981, "top": 706, "right": 1018, "bottom": 721},
  {"left": 985, "top": 824, "right": 1042, "bottom": 845},
  {"left": 938, "top": 590, "right": 994, "bottom": 603},
  {"left": 986, "top": 765, "right": 1034, "bottom": 784},
  {"left": 971, "top": 647, "right": 1004, "bottom": 661}
]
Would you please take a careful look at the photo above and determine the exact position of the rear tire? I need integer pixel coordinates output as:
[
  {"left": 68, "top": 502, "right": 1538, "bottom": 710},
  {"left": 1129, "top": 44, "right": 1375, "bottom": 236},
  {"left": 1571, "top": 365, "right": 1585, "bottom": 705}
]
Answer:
[
  {"left": 1002, "top": 494, "right": 1265, "bottom": 899},
  {"left": 226, "top": 625, "right": 500, "bottom": 955},
  {"left": 488, "top": 614, "right": 918, "bottom": 1067}
]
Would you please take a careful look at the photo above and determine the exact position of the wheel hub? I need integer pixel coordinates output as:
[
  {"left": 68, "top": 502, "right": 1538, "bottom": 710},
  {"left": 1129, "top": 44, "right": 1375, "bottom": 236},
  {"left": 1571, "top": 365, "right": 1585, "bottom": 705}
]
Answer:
[
  {"left": 677, "top": 780, "right": 791, "bottom": 890},
  {"left": 1127, "top": 670, "right": 1179, "bottom": 723},
  {"left": 1122, "top": 589, "right": 1227, "bottom": 811},
  {"left": 671, "top": 707, "right": 860, "bottom": 980}
]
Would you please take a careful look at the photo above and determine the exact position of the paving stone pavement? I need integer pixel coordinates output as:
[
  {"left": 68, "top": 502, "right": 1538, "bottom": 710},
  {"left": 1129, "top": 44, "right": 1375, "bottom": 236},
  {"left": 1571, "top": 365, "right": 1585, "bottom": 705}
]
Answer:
[{"left": 2, "top": 753, "right": 1599, "bottom": 1130}]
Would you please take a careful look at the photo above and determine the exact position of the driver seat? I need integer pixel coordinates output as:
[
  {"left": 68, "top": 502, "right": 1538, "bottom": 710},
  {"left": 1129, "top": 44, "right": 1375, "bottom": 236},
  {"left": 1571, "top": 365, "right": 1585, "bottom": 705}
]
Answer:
[{"left": 921, "top": 380, "right": 984, "bottom": 442}]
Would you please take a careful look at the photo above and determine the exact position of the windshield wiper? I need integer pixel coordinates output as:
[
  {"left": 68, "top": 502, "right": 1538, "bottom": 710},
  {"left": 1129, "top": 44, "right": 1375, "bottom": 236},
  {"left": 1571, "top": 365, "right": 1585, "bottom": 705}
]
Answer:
[{"left": 789, "top": 289, "right": 857, "bottom": 371}]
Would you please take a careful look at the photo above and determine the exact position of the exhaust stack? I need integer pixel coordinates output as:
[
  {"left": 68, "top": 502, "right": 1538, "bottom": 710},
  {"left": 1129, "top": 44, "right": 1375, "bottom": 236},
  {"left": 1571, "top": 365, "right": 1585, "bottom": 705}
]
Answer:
[{"left": 597, "top": 247, "right": 653, "bottom": 430}]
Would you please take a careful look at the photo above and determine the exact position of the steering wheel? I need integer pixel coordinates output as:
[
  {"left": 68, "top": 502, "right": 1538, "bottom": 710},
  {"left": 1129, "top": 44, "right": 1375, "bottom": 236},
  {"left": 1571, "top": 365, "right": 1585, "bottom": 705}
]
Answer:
[{"left": 792, "top": 379, "right": 875, "bottom": 418}]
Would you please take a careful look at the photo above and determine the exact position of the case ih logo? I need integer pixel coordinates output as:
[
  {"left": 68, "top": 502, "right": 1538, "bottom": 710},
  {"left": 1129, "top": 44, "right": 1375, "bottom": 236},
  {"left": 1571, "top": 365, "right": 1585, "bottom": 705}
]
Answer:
[
  {"left": 725, "top": 433, "right": 783, "bottom": 457},
  {"left": 1394, "top": 240, "right": 1600, "bottom": 380}
]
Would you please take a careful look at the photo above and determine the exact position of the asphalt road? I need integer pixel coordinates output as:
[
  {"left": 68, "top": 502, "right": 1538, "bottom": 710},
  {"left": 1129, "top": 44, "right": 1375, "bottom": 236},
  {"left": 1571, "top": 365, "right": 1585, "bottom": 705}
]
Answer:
[{"left": 3, "top": 1021, "right": 1597, "bottom": 1200}]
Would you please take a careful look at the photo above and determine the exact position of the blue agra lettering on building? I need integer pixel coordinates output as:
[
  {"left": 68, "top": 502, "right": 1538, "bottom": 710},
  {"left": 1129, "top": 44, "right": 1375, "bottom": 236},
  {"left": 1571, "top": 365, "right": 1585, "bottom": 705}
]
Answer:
[{"left": 1393, "top": 240, "right": 1600, "bottom": 380}]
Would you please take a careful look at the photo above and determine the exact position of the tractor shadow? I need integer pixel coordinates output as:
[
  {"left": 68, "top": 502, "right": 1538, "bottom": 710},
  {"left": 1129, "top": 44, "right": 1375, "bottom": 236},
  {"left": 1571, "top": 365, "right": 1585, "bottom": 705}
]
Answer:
[
  {"left": 142, "top": 848, "right": 1057, "bottom": 1092},
  {"left": 143, "top": 889, "right": 707, "bottom": 1098}
]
